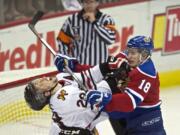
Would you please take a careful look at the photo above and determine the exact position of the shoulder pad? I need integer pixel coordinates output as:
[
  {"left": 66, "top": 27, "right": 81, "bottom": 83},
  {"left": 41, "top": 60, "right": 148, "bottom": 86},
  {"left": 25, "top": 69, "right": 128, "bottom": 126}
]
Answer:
[
  {"left": 137, "top": 59, "right": 156, "bottom": 78},
  {"left": 56, "top": 73, "right": 78, "bottom": 86}
]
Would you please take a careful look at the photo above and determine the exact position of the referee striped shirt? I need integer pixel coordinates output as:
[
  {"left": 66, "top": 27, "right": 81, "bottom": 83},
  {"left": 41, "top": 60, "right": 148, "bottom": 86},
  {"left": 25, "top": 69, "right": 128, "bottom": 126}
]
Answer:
[{"left": 57, "top": 10, "right": 116, "bottom": 66}]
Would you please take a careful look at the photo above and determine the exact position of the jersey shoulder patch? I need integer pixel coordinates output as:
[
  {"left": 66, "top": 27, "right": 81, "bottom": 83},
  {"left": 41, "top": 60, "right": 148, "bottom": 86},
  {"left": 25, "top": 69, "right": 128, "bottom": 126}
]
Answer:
[{"left": 137, "top": 59, "right": 156, "bottom": 78}]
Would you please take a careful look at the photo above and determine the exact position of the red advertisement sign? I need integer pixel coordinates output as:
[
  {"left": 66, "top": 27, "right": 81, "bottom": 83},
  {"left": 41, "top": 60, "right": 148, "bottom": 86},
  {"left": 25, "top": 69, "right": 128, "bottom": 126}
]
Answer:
[{"left": 163, "top": 6, "right": 180, "bottom": 54}]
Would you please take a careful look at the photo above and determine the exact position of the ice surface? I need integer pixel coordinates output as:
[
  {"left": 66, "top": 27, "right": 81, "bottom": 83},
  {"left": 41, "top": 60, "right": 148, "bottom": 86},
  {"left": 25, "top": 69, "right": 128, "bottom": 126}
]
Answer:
[{"left": 0, "top": 86, "right": 179, "bottom": 135}]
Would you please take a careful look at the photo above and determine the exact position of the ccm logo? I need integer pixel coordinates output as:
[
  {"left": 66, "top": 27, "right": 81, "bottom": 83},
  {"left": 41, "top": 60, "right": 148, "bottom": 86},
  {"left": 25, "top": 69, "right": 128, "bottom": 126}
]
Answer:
[{"left": 60, "top": 129, "right": 80, "bottom": 135}]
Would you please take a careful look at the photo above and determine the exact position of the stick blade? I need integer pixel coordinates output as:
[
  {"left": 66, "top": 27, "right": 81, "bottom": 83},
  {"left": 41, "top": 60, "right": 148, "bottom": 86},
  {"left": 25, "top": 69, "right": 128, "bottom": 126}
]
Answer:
[{"left": 29, "top": 11, "right": 44, "bottom": 27}]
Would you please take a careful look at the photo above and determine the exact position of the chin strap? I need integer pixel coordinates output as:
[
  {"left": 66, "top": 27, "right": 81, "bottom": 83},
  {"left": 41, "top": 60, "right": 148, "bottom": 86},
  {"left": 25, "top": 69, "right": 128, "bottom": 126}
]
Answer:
[
  {"left": 139, "top": 53, "right": 143, "bottom": 64},
  {"left": 47, "top": 82, "right": 59, "bottom": 96},
  {"left": 139, "top": 55, "right": 151, "bottom": 65}
]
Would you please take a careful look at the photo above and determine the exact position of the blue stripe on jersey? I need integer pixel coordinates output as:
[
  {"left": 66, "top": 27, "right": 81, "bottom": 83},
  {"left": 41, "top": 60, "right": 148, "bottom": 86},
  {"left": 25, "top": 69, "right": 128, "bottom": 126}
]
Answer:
[{"left": 125, "top": 89, "right": 143, "bottom": 108}]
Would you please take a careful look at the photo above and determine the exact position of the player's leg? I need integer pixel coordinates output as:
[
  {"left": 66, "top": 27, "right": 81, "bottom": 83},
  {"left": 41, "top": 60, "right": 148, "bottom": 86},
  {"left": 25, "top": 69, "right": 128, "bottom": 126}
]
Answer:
[
  {"left": 126, "top": 109, "right": 166, "bottom": 135},
  {"left": 109, "top": 118, "right": 127, "bottom": 135}
]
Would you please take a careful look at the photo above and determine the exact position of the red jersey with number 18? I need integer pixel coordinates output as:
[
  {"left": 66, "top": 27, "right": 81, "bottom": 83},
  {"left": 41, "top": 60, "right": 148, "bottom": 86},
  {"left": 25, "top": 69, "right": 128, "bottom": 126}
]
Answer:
[{"left": 106, "top": 58, "right": 161, "bottom": 112}]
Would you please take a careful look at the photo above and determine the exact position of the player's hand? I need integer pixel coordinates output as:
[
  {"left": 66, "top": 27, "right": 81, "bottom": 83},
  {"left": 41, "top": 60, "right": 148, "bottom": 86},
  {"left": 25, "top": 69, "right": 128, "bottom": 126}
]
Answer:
[
  {"left": 106, "top": 56, "right": 131, "bottom": 81},
  {"left": 83, "top": 12, "right": 96, "bottom": 22},
  {"left": 108, "top": 56, "right": 128, "bottom": 70},
  {"left": 54, "top": 54, "right": 78, "bottom": 72},
  {"left": 86, "top": 90, "right": 112, "bottom": 112}
]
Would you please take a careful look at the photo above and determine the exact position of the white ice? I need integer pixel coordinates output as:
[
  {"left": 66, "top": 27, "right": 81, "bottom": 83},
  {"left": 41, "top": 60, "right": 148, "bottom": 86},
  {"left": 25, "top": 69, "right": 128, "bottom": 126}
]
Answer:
[
  {"left": 96, "top": 86, "right": 180, "bottom": 135},
  {"left": 0, "top": 86, "right": 179, "bottom": 135}
]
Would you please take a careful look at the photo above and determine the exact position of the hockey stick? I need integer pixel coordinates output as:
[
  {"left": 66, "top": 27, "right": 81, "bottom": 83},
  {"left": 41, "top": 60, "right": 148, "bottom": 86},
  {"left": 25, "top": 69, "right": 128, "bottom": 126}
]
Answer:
[{"left": 28, "top": 11, "right": 88, "bottom": 92}]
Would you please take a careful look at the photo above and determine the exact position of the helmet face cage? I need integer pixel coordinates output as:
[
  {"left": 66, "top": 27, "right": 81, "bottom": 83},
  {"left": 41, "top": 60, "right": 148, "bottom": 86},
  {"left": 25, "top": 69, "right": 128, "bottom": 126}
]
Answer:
[{"left": 24, "top": 83, "right": 49, "bottom": 111}]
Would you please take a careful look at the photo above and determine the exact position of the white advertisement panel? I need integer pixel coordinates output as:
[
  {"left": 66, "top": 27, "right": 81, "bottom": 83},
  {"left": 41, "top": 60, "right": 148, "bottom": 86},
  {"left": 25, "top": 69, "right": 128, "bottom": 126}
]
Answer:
[{"left": 0, "top": 0, "right": 180, "bottom": 72}]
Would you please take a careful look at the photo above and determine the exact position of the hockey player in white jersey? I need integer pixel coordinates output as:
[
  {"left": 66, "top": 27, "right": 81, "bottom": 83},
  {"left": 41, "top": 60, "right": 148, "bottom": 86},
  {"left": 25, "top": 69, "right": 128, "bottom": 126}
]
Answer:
[
  {"left": 24, "top": 57, "right": 129, "bottom": 135},
  {"left": 49, "top": 72, "right": 110, "bottom": 135},
  {"left": 25, "top": 74, "right": 106, "bottom": 134}
]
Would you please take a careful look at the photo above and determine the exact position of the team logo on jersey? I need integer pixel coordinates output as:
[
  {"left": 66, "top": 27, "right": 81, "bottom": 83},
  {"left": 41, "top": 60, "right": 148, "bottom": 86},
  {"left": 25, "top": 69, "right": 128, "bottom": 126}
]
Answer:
[{"left": 57, "top": 90, "right": 68, "bottom": 101}]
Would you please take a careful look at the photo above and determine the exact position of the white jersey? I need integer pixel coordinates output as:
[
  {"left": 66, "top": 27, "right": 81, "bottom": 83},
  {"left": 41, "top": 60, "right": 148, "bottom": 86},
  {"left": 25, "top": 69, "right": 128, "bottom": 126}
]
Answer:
[{"left": 49, "top": 65, "right": 111, "bottom": 133}]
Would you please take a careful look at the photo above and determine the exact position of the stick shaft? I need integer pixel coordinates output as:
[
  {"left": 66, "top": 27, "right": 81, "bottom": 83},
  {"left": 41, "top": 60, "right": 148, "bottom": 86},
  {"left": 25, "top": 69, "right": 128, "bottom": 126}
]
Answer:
[{"left": 28, "top": 11, "right": 88, "bottom": 92}]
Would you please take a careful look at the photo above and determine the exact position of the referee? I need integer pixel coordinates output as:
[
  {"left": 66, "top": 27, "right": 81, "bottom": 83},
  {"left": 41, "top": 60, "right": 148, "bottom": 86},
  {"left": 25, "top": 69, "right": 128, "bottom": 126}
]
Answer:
[
  {"left": 57, "top": 0, "right": 116, "bottom": 66},
  {"left": 57, "top": 0, "right": 126, "bottom": 134}
]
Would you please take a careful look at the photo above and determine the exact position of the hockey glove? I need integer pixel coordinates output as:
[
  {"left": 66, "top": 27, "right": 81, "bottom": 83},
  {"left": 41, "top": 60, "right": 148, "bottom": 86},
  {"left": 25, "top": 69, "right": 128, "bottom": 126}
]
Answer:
[
  {"left": 99, "top": 56, "right": 129, "bottom": 77},
  {"left": 108, "top": 56, "right": 128, "bottom": 70},
  {"left": 86, "top": 90, "right": 112, "bottom": 112},
  {"left": 54, "top": 54, "right": 78, "bottom": 72}
]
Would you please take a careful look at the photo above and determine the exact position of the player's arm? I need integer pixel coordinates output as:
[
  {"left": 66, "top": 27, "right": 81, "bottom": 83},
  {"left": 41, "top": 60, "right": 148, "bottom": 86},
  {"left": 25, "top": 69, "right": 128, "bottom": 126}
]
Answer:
[
  {"left": 57, "top": 17, "right": 74, "bottom": 55},
  {"left": 86, "top": 68, "right": 153, "bottom": 113},
  {"left": 74, "top": 65, "right": 104, "bottom": 90},
  {"left": 53, "top": 53, "right": 102, "bottom": 89},
  {"left": 74, "top": 56, "right": 129, "bottom": 90},
  {"left": 54, "top": 51, "right": 128, "bottom": 73},
  {"left": 54, "top": 53, "right": 129, "bottom": 90},
  {"left": 105, "top": 70, "right": 152, "bottom": 113},
  {"left": 93, "top": 15, "right": 116, "bottom": 44},
  {"left": 73, "top": 53, "right": 127, "bottom": 72},
  {"left": 54, "top": 53, "right": 93, "bottom": 73}
]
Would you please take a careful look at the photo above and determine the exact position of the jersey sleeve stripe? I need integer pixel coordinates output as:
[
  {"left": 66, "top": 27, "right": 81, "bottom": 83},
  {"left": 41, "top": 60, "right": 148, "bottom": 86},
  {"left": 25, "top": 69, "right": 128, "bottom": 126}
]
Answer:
[
  {"left": 57, "top": 31, "right": 72, "bottom": 44},
  {"left": 89, "top": 65, "right": 104, "bottom": 83},
  {"left": 83, "top": 71, "right": 94, "bottom": 89},
  {"left": 125, "top": 89, "right": 142, "bottom": 106},
  {"left": 137, "top": 67, "right": 157, "bottom": 78},
  {"left": 126, "top": 87, "right": 144, "bottom": 101},
  {"left": 137, "top": 101, "right": 162, "bottom": 108},
  {"left": 104, "top": 24, "right": 116, "bottom": 31},
  {"left": 125, "top": 91, "right": 136, "bottom": 109},
  {"left": 94, "top": 24, "right": 115, "bottom": 44},
  {"left": 88, "top": 69, "right": 97, "bottom": 90},
  {"left": 80, "top": 72, "right": 86, "bottom": 86},
  {"left": 98, "top": 26, "right": 115, "bottom": 39}
]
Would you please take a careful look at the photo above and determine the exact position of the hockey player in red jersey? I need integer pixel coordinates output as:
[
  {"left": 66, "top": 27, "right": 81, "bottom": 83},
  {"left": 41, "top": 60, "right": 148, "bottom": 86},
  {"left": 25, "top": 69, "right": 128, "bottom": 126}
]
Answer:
[
  {"left": 52, "top": 35, "right": 166, "bottom": 134},
  {"left": 86, "top": 36, "right": 166, "bottom": 135}
]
